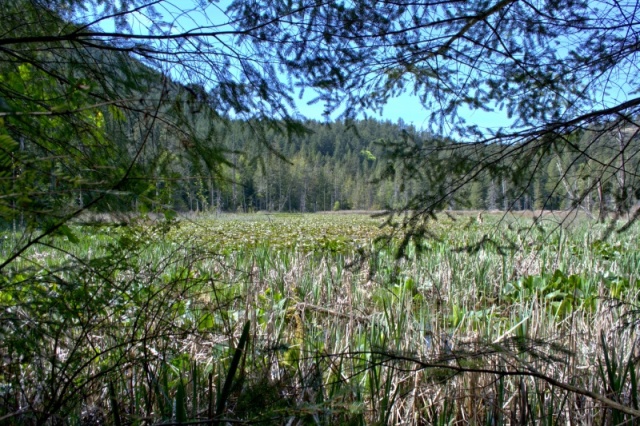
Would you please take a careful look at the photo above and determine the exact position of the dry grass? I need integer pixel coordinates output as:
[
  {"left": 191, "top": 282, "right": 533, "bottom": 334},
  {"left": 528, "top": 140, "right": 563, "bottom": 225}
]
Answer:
[{"left": 1, "top": 212, "right": 639, "bottom": 424}]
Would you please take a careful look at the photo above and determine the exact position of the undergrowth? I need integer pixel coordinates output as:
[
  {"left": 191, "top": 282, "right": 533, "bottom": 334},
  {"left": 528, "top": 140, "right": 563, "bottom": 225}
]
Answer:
[{"left": 1, "top": 212, "right": 639, "bottom": 425}]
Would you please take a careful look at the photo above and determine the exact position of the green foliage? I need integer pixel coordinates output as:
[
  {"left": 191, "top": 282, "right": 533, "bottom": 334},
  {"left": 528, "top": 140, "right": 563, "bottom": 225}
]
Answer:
[
  {"left": 597, "top": 332, "right": 639, "bottom": 425},
  {"left": 215, "top": 321, "right": 250, "bottom": 423},
  {"left": 226, "top": 0, "right": 640, "bottom": 228},
  {"left": 503, "top": 270, "right": 597, "bottom": 318},
  {"left": 175, "top": 379, "right": 187, "bottom": 423},
  {"left": 3, "top": 0, "right": 640, "bottom": 424},
  {"left": 0, "top": 213, "right": 639, "bottom": 424}
]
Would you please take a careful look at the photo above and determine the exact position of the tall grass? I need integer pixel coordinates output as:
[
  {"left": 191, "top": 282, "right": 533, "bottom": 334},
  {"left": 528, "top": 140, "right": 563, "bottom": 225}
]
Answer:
[{"left": 1, "top": 212, "right": 639, "bottom": 424}]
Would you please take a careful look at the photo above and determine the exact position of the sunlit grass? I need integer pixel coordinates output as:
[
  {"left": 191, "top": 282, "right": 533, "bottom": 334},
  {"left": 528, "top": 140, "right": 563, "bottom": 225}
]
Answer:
[{"left": 2, "top": 212, "right": 640, "bottom": 424}]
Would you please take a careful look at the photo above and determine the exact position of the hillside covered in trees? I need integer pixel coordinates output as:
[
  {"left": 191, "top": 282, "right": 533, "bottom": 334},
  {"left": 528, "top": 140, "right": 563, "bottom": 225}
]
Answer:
[
  {"left": 103, "top": 117, "right": 640, "bottom": 216},
  {"left": 1, "top": 0, "right": 637, "bottom": 224},
  {"left": 2, "top": 48, "right": 637, "bottom": 220}
]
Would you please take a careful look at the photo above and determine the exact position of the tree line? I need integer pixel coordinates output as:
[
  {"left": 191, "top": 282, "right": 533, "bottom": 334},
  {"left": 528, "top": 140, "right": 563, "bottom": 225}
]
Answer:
[
  {"left": 1, "top": 0, "right": 638, "bottom": 227},
  {"left": 1, "top": 46, "right": 636, "bottom": 222},
  {"left": 91, "top": 116, "right": 640, "bottom": 216}
]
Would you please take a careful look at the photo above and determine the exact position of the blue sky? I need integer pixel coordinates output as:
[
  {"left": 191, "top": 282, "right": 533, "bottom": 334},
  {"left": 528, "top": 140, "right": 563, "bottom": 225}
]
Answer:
[
  {"left": 89, "top": 2, "right": 516, "bottom": 134},
  {"left": 295, "top": 88, "right": 515, "bottom": 133},
  {"left": 93, "top": 1, "right": 640, "bottom": 137}
]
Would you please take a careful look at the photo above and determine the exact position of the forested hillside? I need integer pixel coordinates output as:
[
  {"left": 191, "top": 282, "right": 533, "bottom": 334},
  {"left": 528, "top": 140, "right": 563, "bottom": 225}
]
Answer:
[
  {"left": 1, "top": 1, "right": 637, "bottom": 221},
  {"left": 130, "top": 118, "right": 640, "bottom": 215}
]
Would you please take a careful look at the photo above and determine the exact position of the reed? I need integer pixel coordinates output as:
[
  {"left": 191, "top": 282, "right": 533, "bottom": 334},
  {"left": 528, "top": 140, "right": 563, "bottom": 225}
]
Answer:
[{"left": 1, "top": 212, "right": 639, "bottom": 424}]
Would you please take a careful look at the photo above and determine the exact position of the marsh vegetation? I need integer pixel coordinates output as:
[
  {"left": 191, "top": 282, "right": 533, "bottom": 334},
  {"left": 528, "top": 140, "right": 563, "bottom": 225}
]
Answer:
[{"left": 2, "top": 212, "right": 639, "bottom": 424}]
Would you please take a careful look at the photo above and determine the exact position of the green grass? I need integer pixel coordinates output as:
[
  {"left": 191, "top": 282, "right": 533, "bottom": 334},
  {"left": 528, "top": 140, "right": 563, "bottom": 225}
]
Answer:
[{"left": 1, "top": 212, "right": 640, "bottom": 424}]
